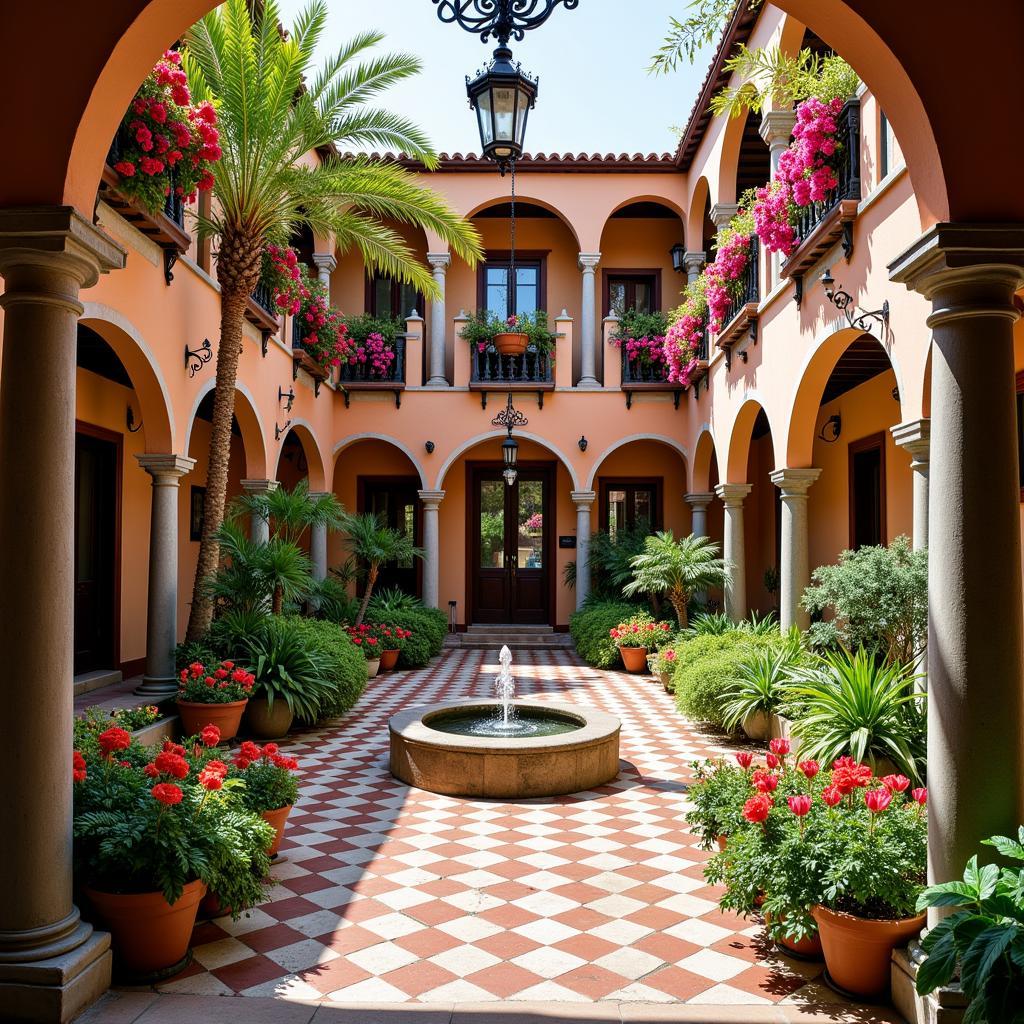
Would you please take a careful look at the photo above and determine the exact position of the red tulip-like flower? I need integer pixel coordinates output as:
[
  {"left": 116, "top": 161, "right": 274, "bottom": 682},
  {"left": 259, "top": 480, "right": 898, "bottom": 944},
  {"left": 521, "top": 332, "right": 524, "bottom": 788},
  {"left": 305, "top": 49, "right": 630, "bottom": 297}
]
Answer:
[
  {"left": 833, "top": 761, "right": 873, "bottom": 794},
  {"left": 798, "top": 760, "right": 820, "bottom": 779},
  {"left": 98, "top": 727, "right": 132, "bottom": 758},
  {"left": 864, "top": 788, "right": 893, "bottom": 814},
  {"left": 151, "top": 782, "right": 183, "bottom": 806},
  {"left": 742, "top": 794, "right": 773, "bottom": 824},
  {"left": 143, "top": 763, "right": 159, "bottom": 778},
  {"left": 73, "top": 751, "right": 87, "bottom": 783},
  {"left": 735, "top": 752, "right": 753, "bottom": 769},
  {"left": 752, "top": 769, "right": 779, "bottom": 793},
  {"left": 239, "top": 741, "right": 261, "bottom": 762},
  {"left": 769, "top": 737, "right": 791, "bottom": 758},
  {"left": 200, "top": 724, "right": 221, "bottom": 747},
  {"left": 911, "top": 787, "right": 927, "bottom": 806},
  {"left": 787, "top": 794, "right": 812, "bottom": 817},
  {"left": 263, "top": 743, "right": 279, "bottom": 757},
  {"left": 765, "top": 753, "right": 780, "bottom": 769},
  {"left": 881, "top": 773, "right": 910, "bottom": 794},
  {"left": 271, "top": 754, "right": 299, "bottom": 771},
  {"left": 821, "top": 784, "right": 842, "bottom": 807},
  {"left": 154, "top": 751, "right": 189, "bottom": 779}
]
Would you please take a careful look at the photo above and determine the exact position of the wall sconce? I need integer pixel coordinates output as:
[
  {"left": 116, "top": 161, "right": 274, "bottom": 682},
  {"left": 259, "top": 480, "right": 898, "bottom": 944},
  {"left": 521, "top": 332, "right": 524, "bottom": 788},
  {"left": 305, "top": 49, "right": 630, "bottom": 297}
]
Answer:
[
  {"left": 425, "top": 441, "right": 435, "bottom": 453},
  {"left": 126, "top": 405, "right": 143, "bottom": 433},
  {"left": 669, "top": 243, "right": 686, "bottom": 274},
  {"left": 185, "top": 338, "right": 213, "bottom": 378},
  {"left": 820, "top": 269, "right": 890, "bottom": 334},
  {"left": 274, "top": 419, "right": 292, "bottom": 442},
  {"left": 278, "top": 386, "right": 295, "bottom": 412},
  {"left": 578, "top": 435, "right": 588, "bottom": 452},
  {"left": 818, "top": 414, "right": 842, "bottom": 443}
]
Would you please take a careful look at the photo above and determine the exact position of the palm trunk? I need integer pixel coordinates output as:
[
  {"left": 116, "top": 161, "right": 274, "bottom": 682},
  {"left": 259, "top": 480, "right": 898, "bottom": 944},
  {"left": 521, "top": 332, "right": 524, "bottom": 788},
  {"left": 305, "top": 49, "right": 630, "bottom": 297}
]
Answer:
[
  {"left": 355, "top": 563, "right": 379, "bottom": 627},
  {"left": 272, "top": 584, "right": 283, "bottom": 616},
  {"left": 670, "top": 588, "right": 688, "bottom": 629},
  {"left": 186, "top": 228, "right": 263, "bottom": 641}
]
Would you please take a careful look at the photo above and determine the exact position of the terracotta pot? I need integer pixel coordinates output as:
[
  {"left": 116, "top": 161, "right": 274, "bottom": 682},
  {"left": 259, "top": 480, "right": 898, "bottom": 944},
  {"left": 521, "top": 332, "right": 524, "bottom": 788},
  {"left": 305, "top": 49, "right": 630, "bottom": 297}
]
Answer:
[
  {"left": 245, "top": 695, "right": 294, "bottom": 739},
  {"left": 493, "top": 331, "right": 528, "bottom": 356},
  {"left": 261, "top": 803, "right": 294, "bottom": 857},
  {"left": 379, "top": 648, "right": 400, "bottom": 671},
  {"left": 812, "top": 904, "right": 926, "bottom": 999},
  {"left": 657, "top": 669, "right": 673, "bottom": 693},
  {"left": 741, "top": 709, "right": 771, "bottom": 740},
  {"left": 86, "top": 879, "right": 206, "bottom": 976},
  {"left": 365, "top": 657, "right": 381, "bottom": 678},
  {"left": 715, "top": 835, "right": 728, "bottom": 851},
  {"left": 199, "top": 890, "right": 232, "bottom": 919},
  {"left": 176, "top": 698, "right": 247, "bottom": 741},
  {"left": 619, "top": 646, "right": 649, "bottom": 673},
  {"left": 764, "top": 910, "right": 824, "bottom": 960}
]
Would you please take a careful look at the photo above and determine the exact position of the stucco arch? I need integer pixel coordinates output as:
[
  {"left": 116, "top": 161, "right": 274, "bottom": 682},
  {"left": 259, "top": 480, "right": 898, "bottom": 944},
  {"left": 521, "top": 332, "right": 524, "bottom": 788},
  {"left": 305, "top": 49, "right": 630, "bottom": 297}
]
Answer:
[
  {"left": 584, "top": 434, "right": 688, "bottom": 492},
  {"left": 182, "top": 378, "right": 269, "bottom": 479},
  {"left": 80, "top": 303, "right": 175, "bottom": 453},
  {"left": 273, "top": 419, "right": 328, "bottom": 491},
  {"left": 332, "top": 433, "right": 428, "bottom": 489},
  {"left": 435, "top": 430, "right": 581, "bottom": 491},
  {"left": 685, "top": 177, "right": 711, "bottom": 254},
  {"left": 465, "top": 195, "right": 582, "bottom": 251},
  {"left": 691, "top": 426, "right": 720, "bottom": 492},
  {"left": 783, "top": 322, "right": 906, "bottom": 467},
  {"left": 716, "top": 109, "right": 756, "bottom": 208},
  {"left": 725, "top": 394, "right": 778, "bottom": 483}
]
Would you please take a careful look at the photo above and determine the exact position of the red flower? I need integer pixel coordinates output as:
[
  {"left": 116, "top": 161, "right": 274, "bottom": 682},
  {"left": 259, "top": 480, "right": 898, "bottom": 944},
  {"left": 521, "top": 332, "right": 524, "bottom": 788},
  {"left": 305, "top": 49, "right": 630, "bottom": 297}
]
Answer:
[
  {"left": 200, "top": 725, "right": 221, "bottom": 747},
  {"left": 911, "top": 787, "right": 928, "bottom": 806},
  {"left": 154, "top": 751, "right": 188, "bottom": 779},
  {"left": 73, "top": 751, "right": 87, "bottom": 783},
  {"left": 113, "top": 161, "right": 136, "bottom": 177},
  {"left": 239, "top": 741, "right": 262, "bottom": 762},
  {"left": 162, "top": 741, "right": 185, "bottom": 757},
  {"left": 98, "top": 727, "right": 132, "bottom": 758},
  {"left": 797, "top": 760, "right": 820, "bottom": 779},
  {"left": 881, "top": 774, "right": 910, "bottom": 794},
  {"left": 189, "top": 662, "right": 204, "bottom": 678},
  {"left": 821, "top": 785, "right": 842, "bottom": 807},
  {"left": 742, "top": 794, "right": 772, "bottom": 823},
  {"left": 151, "top": 783, "right": 183, "bottom": 806},
  {"left": 769, "top": 737, "right": 791, "bottom": 758},
  {"left": 765, "top": 753, "right": 780, "bottom": 769},
  {"left": 752, "top": 769, "right": 778, "bottom": 793},
  {"left": 263, "top": 743, "right": 279, "bottom": 757},
  {"left": 832, "top": 761, "right": 873, "bottom": 794},
  {"left": 199, "top": 763, "right": 226, "bottom": 790},
  {"left": 735, "top": 752, "right": 753, "bottom": 769},
  {"left": 864, "top": 788, "right": 893, "bottom": 814},
  {"left": 787, "top": 794, "right": 812, "bottom": 817},
  {"left": 143, "top": 763, "right": 159, "bottom": 778},
  {"left": 271, "top": 754, "right": 299, "bottom": 771}
]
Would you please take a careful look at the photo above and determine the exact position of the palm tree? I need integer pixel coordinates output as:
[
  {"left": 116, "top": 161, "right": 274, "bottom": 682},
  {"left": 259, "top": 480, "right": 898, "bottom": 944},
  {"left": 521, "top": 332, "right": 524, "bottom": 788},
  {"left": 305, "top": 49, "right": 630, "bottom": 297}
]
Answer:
[
  {"left": 231, "top": 479, "right": 344, "bottom": 545},
  {"left": 182, "top": 0, "right": 481, "bottom": 641},
  {"left": 622, "top": 532, "right": 727, "bottom": 629},
  {"left": 342, "top": 512, "right": 424, "bottom": 626}
]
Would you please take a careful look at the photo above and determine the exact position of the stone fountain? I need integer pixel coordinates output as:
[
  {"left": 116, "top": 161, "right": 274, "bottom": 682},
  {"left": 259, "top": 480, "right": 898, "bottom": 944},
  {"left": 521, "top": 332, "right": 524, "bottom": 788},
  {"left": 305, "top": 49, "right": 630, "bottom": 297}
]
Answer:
[{"left": 389, "top": 645, "right": 621, "bottom": 798}]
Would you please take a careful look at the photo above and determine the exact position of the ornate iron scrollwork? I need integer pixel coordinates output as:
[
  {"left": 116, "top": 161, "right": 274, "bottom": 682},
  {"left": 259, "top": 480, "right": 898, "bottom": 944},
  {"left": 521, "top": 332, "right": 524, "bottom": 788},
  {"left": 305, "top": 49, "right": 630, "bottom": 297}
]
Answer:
[
  {"left": 432, "top": 0, "right": 578, "bottom": 44},
  {"left": 491, "top": 392, "right": 529, "bottom": 435},
  {"left": 185, "top": 339, "right": 213, "bottom": 378}
]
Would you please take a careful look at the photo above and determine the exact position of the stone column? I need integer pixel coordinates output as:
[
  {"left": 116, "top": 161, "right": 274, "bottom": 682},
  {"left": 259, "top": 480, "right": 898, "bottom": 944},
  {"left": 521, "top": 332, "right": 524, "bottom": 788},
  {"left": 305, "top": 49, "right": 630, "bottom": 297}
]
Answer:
[
  {"left": 770, "top": 468, "right": 821, "bottom": 631},
  {"left": 716, "top": 483, "right": 751, "bottom": 621},
  {"left": 709, "top": 203, "right": 740, "bottom": 232},
  {"left": 685, "top": 491, "right": 714, "bottom": 537},
  {"left": 418, "top": 490, "right": 445, "bottom": 609},
  {"left": 240, "top": 478, "right": 278, "bottom": 543},
  {"left": 890, "top": 224, "right": 1024, "bottom": 920},
  {"left": 759, "top": 109, "right": 796, "bottom": 176},
  {"left": 571, "top": 491, "right": 596, "bottom": 611},
  {"left": 308, "top": 492, "right": 330, "bottom": 582},
  {"left": 0, "top": 207, "right": 125, "bottom": 1020},
  {"left": 577, "top": 253, "right": 601, "bottom": 388},
  {"left": 135, "top": 455, "right": 196, "bottom": 697},
  {"left": 683, "top": 251, "right": 705, "bottom": 286},
  {"left": 426, "top": 253, "right": 450, "bottom": 386},
  {"left": 891, "top": 419, "right": 931, "bottom": 551},
  {"left": 312, "top": 252, "right": 336, "bottom": 291}
]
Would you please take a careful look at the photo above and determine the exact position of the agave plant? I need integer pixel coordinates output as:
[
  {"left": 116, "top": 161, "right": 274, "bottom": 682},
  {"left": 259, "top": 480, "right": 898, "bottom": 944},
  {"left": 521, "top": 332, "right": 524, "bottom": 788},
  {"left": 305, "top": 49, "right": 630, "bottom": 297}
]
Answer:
[
  {"left": 786, "top": 646, "right": 925, "bottom": 781},
  {"left": 683, "top": 611, "right": 735, "bottom": 637},
  {"left": 741, "top": 610, "right": 779, "bottom": 636},
  {"left": 720, "top": 642, "right": 803, "bottom": 733},
  {"left": 368, "top": 587, "right": 422, "bottom": 616}
]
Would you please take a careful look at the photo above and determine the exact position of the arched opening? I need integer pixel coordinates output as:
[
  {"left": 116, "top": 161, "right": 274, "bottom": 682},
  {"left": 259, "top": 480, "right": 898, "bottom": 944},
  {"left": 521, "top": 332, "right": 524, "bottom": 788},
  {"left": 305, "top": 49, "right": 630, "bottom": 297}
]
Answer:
[
  {"left": 273, "top": 422, "right": 327, "bottom": 492},
  {"left": 718, "top": 108, "right": 771, "bottom": 209}
]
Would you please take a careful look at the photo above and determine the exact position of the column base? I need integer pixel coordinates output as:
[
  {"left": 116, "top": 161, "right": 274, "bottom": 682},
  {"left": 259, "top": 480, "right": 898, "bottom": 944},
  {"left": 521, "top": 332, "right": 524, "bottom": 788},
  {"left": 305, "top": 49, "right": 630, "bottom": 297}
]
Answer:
[
  {"left": 425, "top": 376, "right": 449, "bottom": 387},
  {"left": 0, "top": 925, "right": 111, "bottom": 1023},
  {"left": 134, "top": 676, "right": 178, "bottom": 698},
  {"left": 575, "top": 377, "right": 601, "bottom": 389},
  {"left": 892, "top": 944, "right": 967, "bottom": 1024}
]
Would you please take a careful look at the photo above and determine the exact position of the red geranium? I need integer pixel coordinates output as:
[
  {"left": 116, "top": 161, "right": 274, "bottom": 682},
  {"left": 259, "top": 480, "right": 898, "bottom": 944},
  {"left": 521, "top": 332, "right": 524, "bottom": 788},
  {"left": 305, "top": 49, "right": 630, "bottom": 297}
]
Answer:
[
  {"left": 73, "top": 751, "right": 87, "bottom": 783},
  {"left": 752, "top": 769, "right": 779, "bottom": 794},
  {"left": 200, "top": 724, "right": 221, "bottom": 747},
  {"left": 151, "top": 782, "right": 183, "bottom": 806},
  {"left": 154, "top": 751, "right": 189, "bottom": 779},
  {"left": 98, "top": 726, "right": 132, "bottom": 758},
  {"left": 179, "top": 659, "right": 254, "bottom": 704},
  {"left": 742, "top": 794, "right": 772, "bottom": 824}
]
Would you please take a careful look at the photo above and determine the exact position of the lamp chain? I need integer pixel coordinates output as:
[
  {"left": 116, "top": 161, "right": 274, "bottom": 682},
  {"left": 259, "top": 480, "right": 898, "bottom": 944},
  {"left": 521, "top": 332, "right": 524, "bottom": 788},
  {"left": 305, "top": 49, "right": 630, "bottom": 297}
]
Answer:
[{"left": 509, "top": 156, "right": 516, "bottom": 317}]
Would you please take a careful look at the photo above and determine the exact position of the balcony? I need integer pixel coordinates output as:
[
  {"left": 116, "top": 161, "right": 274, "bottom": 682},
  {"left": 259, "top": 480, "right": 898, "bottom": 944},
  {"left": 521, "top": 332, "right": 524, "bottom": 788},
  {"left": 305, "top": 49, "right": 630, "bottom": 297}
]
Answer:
[
  {"left": 337, "top": 335, "right": 408, "bottom": 409},
  {"left": 781, "top": 98, "right": 862, "bottom": 304},
  {"left": 100, "top": 132, "right": 191, "bottom": 285},
  {"left": 621, "top": 351, "right": 684, "bottom": 410},
  {"left": 690, "top": 323, "right": 711, "bottom": 396},
  {"left": 715, "top": 235, "right": 760, "bottom": 364},
  {"left": 246, "top": 281, "right": 280, "bottom": 345},
  {"left": 469, "top": 348, "right": 554, "bottom": 409},
  {"left": 291, "top": 319, "right": 330, "bottom": 396}
]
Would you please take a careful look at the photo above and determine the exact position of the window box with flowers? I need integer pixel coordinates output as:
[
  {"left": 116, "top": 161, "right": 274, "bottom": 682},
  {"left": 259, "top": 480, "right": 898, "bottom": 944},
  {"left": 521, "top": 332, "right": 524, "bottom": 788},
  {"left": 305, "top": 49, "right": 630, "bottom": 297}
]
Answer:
[
  {"left": 73, "top": 724, "right": 273, "bottom": 977},
  {"left": 611, "top": 308, "right": 686, "bottom": 405},
  {"left": 664, "top": 278, "right": 711, "bottom": 392},
  {"left": 176, "top": 659, "right": 254, "bottom": 740},
  {"left": 609, "top": 614, "right": 675, "bottom": 673},
  {"left": 463, "top": 310, "right": 556, "bottom": 392},
  {"left": 336, "top": 314, "right": 407, "bottom": 405}
]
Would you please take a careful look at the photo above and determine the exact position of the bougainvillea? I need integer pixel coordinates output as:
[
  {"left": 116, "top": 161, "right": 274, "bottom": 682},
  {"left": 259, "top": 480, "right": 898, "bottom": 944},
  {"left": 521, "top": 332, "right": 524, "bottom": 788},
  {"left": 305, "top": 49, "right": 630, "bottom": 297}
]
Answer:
[
  {"left": 111, "top": 50, "right": 220, "bottom": 215},
  {"left": 664, "top": 276, "right": 709, "bottom": 387},
  {"left": 295, "top": 275, "right": 352, "bottom": 374},
  {"left": 705, "top": 227, "right": 754, "bottom": 334},
  {"left": 264, "top": 245, "right": 304, "bottom": 315}
]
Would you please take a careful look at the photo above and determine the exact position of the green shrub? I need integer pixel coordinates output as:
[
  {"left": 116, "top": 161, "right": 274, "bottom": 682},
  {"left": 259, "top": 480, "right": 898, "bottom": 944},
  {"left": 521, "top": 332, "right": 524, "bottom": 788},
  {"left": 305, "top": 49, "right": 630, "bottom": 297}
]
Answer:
[
  {"left": 281, "top": 616, "right": 368, "bottom": 720},
  {"left": 569, "top": 600, "right": 646, "bottom": 668},
  {"left": 671, "top": 630, "right": 781, "bottom": 728},
  {"left": 366, "top": 606, "right": 447, "bottom": 668}
]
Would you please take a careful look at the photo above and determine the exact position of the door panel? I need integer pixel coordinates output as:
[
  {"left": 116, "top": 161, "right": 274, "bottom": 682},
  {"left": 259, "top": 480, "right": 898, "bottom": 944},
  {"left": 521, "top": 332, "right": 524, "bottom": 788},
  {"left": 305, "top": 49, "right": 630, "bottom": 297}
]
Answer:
[
  {"left": 474, "top": 476, "right": 509, "bottom": 622},
  {"left": 511, "top": 477, "right": 547, "bottom": 623},
  {"left": 360, "top": 478, "right": 421, "bottom": 597}
]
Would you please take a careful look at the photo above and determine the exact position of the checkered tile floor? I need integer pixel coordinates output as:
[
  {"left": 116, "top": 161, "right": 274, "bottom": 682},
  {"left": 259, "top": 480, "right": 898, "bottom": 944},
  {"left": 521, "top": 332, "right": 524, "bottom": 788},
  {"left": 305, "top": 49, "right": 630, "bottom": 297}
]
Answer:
[{"left": 154, "top": 648, "right": 826, "bottom": 1005}]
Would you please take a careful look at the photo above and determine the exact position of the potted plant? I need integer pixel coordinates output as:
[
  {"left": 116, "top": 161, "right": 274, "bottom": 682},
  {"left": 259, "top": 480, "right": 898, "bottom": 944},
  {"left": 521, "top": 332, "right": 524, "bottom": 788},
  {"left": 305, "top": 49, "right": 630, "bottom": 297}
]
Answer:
[
  {"left": 346, "top": 622, "right": 387, "bottom": 677},
  {"left": 494, "top": 313, "right": 530, "bottom": 355},
  {"left": 231, "top": 740, "right": 300, "bottom": 858},
  {"left": 176, "top": 659, "right": 254, "bottom": 739},
  {"left": 376, "top": 623, "right": 412, "bottom": 672},
  {"left": 651, "top": 646, "right": 678, "bottom": 692},
  {"left": 73, "top": 725, "right": 273, "bottom": 976},
  {"left": 720, "top": 638, "right": 804, "bottom": 740},
  {"left": 609, "top": 614, "right": 673, "bottom": 673},
  {"left": 686, "top": 755, "right": 761, "bottom": 851}
]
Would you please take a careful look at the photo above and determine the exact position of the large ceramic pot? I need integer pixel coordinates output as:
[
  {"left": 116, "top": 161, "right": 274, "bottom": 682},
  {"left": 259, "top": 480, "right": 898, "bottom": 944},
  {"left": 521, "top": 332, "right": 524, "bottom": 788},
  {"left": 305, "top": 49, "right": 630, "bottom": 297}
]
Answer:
[
  {"left": 493, "top": 331, "right": 528, "bottom": 356},
  {"left": 246, "top": 696, "right": 294, "bottom": 740},
  {"left": 379, "top": 648, "right": 400, "bottom": 672},
  {"left": 741, "top": 709, "right": 771, "bottom": 741},
  {"left": 365, "top": 657, "right": 381, "bottom": 679},
  {"left": 715, "top": 835, "right": 728, "bottom": 852},
  {"left": 812, "top": 905, "right": 926, "bottom": 999},
  {"left": 619, "top": 646, "right": 649, "bottom": 673},
  {"left": 176, "top": 699, "right": 247, "bottom": 741},
  {"left": 86, "top": 879, "right": 206, "bottom": 977},
  {"left": 261, "top": 804, "right": 294, "bottom": 857},
  {"left": 764, "top": 911, "right": 824, "bottom": 961}
]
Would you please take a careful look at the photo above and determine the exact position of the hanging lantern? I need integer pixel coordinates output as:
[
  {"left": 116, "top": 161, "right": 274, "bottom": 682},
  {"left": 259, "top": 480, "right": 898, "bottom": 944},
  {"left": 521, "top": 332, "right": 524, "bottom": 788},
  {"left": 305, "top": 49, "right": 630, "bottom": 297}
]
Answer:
[
  {"left": 502, "top": 435, "right": 519, "bottom": 487},
  {"left": 466, "top": 47, "right": 538, "bottom": 173}
]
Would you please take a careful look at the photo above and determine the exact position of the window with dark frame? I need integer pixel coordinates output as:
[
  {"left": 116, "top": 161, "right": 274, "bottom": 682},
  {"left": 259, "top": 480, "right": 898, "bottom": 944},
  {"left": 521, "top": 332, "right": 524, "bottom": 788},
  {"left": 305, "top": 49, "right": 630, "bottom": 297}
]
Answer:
[
  {"left": 478, "top": 252, "right": 545, "bottom": 319},
  {"left": 880, "top": 111, "right": 890, "bottom": 180},
  {"left": 599, "top": 480, "right": 662, "bottom": 540},
  {"left": 605, "top": 272, "right": 660, "bottom": 317},
  {"left": 848, "top": 433, "right": 887, "bottom": 549},
  {"left": 368, "top": 274, "right": 422, "bottom": 321}
]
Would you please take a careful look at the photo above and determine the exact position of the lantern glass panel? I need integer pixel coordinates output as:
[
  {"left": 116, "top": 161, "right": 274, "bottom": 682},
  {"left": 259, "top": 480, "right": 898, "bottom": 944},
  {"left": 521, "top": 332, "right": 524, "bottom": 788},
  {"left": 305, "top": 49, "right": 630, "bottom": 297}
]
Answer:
[{"left": 475, "top": 88, "right": 494, "bottom": 146}]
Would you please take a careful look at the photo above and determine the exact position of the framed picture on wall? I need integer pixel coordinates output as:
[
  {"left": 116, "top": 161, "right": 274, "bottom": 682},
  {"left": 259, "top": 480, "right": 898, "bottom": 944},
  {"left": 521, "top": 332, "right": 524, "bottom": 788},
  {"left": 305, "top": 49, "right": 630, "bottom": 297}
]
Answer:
[{"left": 189, "top": 485, "right": 206, "bottom": 542}]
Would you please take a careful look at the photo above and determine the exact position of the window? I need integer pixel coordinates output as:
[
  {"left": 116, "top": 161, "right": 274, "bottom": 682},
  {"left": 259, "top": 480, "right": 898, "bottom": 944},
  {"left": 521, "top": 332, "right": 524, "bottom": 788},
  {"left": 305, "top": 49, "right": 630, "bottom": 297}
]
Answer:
[
  {"left": 368, "top": 275, "right": 421, "bottom": 320},
  {"left": 477, "top": 252, "right": 546, "bottom": 319},
  {"left": 848, "top": 433, "right": 887, "bottom": 548},
  {"left": 879, "top": 111, "right": 902, "bottom": 181},
  {"left": 599, "top": 479, "right": 662, "bottom": 540},
  {"left": 605, "top": 271, "right": 660, "bottom": 317}
]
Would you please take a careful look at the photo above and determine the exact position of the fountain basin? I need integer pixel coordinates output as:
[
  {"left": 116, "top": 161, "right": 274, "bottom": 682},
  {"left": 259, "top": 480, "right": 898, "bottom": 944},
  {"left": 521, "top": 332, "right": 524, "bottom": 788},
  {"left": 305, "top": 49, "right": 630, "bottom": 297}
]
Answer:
[{"left": 389, "top": 699, "right": 621, "bottom": 799}]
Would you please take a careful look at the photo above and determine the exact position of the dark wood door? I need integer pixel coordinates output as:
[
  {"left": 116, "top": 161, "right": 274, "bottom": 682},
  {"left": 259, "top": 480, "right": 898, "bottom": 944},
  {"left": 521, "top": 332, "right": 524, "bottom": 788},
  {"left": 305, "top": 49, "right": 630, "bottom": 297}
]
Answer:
[
  {"left": 360, "top": 477, "right": 422, "bottom": 598},
  {"left": 74, "top": 429, "right": 120, "bottom": 674},
  {"left": 471, "top": 465, "right": 551, "bottom": 624}
]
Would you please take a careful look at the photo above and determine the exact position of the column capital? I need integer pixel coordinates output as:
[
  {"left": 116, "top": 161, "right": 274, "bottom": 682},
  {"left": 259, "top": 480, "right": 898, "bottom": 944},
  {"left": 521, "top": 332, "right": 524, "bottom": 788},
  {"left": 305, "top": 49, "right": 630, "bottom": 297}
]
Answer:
[
  {"left": 570, "top": 490, "right": 597, "bottom": 509},
  {"left": 891, "top": 418, "right": 931, "bottom": 459},
  {"left": 417, "top": 489, "right": 445, "bottom": 508},
  {"left": 241, "top": 478, "right": 279, "bottom": 495},
  {"left": 770, "top": 467, "right": 822, "bottom": 496},
  {"left": 307, "top": 490, "right": 332, "bottom": 500},
  {"left": 136, "top": 454, "right": 195, "bottom": 481},
  {"left": 427, "top": 252, "right": 451, "bottom": 271},
  {"left": 0, "top": 205, "right": 126, "bottom": 297},
  {"left": 682, "top": 251, "right": 706, "bottom": 276},
  {"left": 758, "top": 109, "right": 796, "bottom": 148},
  {"left": 578, "top": 252, "right": 601, "bottom": 271},
  {"left": 716, "top": 482, "right": 752, "bottom": 506},
  {"left": 685, "top": 491, "right": 715, "bottom": 511},
  {"left": 311, "top": 252, "right": 337, "bottom": 274},
  {"left": 709, "top": 203, "right": 740, "bottom": 231}
]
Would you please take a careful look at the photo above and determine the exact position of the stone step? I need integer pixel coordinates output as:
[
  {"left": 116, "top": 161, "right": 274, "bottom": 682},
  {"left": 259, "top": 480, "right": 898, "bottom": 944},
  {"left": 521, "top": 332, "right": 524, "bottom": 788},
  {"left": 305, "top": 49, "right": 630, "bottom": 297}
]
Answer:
[
  {"left": 465, "top": 624, "right": 554, "bottom": 635},
  {"left": 455, "top": 640, "right": 573, "bottom": 652},
  {"left": 73, "top": 668, "right": 124, "bottom": 697}
]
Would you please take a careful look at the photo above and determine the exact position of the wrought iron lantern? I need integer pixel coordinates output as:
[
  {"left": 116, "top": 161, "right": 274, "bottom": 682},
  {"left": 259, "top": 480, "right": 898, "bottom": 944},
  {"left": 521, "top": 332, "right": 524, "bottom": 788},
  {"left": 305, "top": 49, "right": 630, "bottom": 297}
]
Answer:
[
  {"left": 466, "top": 52, "right": 537, "bottom": 172},
  {"left": 820, "top": 268, "right": 890, "bottom": 334},
  {"left": 669, "top": 242, "right": 686, "bottom": 274},
  {"left": 492, "top": 392, "right": 528, "bottom": 486}
]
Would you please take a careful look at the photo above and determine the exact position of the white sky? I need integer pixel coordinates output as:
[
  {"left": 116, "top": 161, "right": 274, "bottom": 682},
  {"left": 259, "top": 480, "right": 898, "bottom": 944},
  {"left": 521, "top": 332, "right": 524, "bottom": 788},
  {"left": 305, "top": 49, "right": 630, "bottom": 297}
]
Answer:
[{"left": 276, "top": 0, "right": 715, "bottom": 155}]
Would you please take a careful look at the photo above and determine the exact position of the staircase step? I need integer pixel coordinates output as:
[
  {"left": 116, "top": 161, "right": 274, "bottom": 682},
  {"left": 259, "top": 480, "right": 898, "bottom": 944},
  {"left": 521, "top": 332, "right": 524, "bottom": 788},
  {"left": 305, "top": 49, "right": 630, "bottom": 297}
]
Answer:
[
  {"left": 73, "top": 668, "right": 123, "bottom": 697},
  {"left": 456, "top": 639, "right": 572, "bottom": 652},
  {"left": 466, "top": 624, "right": 554, "bottom": 635}
]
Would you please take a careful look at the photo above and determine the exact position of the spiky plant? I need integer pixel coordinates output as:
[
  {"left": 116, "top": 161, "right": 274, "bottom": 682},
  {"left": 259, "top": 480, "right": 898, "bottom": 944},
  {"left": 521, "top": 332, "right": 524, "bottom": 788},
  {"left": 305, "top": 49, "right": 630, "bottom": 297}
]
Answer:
[
  {"left": 231, "top": 479, "right": 344, "bottom": 545},
  {"left": 341, "top": 512, "right": 424, "bottom": 626},
  {"left": 181, "top": 0, "right": 481, "bottom": 639}
]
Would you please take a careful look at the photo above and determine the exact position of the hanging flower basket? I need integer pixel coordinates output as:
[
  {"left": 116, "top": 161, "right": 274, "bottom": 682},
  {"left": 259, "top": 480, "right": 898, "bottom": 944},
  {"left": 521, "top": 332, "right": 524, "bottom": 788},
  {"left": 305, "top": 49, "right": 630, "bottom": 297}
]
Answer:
[{"left": 494, "top": 332, "right": 528, "bottom": 356}]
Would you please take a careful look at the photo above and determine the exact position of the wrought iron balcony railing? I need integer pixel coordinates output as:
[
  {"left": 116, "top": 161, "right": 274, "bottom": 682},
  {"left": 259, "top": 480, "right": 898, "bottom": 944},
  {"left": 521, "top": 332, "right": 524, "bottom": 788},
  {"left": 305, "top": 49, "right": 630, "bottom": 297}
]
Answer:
[
  {"left": 720, "top": 235, "right": 761, "bottom": 331},
  {"left": 469, "top": 346, "right": 554, "bottom": 408},
  {"left": 621, "top": 352, "right": 671, "bottom": 386},
  {"left": 337, "top": 335, "right": 407, "bottom": 387}
]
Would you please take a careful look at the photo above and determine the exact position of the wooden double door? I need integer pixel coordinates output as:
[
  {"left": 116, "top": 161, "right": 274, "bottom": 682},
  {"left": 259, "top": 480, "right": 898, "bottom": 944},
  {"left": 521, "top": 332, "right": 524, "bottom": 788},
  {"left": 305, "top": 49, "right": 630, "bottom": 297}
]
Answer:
[{"left": 470, "top": 464, "right": 552, "bottom": 625}]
